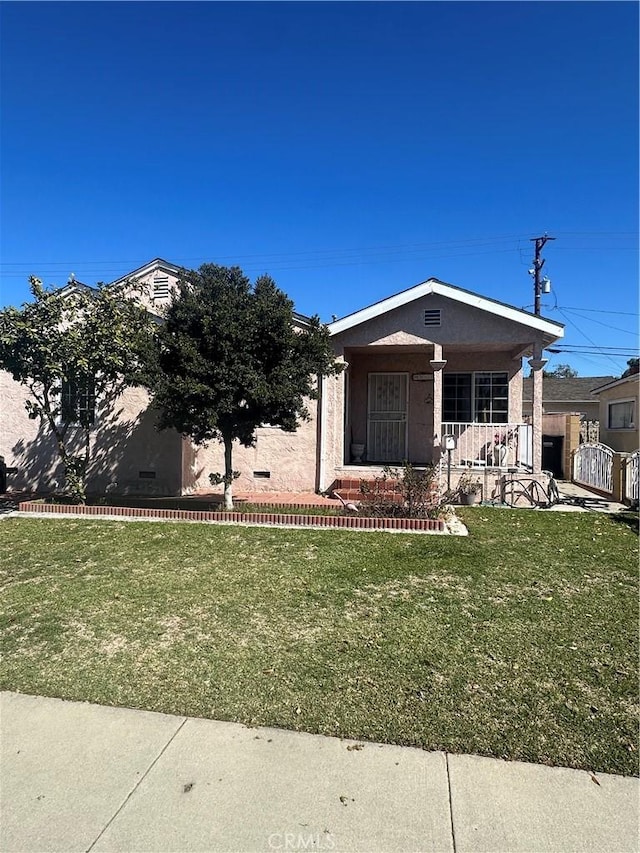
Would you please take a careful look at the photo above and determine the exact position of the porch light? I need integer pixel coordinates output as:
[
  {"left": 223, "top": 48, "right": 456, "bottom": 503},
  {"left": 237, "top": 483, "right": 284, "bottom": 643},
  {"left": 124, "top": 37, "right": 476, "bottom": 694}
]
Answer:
[{"left": 430, "top": 359, "right": 447, "bottom": 371}]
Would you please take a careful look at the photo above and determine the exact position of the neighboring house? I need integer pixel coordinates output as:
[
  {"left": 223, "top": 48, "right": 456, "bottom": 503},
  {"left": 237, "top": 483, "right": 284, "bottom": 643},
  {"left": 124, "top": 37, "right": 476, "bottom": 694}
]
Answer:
[
  {"left": 522, "top": 376, "right": 615, "bottom": 421},
  {"left": 591, "top": 373, "right": 639, "bottom": 453},
  {"left": 1, "top": 259, "right": 564, "bottom": 496}
]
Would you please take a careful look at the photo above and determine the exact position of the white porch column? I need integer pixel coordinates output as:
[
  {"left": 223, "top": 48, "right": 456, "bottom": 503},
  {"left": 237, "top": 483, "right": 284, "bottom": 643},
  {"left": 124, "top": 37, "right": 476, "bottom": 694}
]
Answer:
[
  {"left": 430, "top": 344, "right": 447, "bottom": 449},
  {"left": 528, "top": 348, "right": 548, "bottom": 474}
]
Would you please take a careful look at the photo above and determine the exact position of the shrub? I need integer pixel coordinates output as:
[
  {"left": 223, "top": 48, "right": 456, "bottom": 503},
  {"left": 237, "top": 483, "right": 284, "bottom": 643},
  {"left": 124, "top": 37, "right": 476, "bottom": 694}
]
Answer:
[{"left": 358, "top": 463, "right": 442, "bottom": 518}]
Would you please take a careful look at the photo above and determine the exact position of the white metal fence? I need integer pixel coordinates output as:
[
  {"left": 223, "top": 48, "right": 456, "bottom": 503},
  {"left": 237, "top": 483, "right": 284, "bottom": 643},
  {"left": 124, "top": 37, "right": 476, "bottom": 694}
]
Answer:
[
  {"left": 572, "top": 442, "right": 614, "bottom": 495},
  {"left": 440, "top": 423, "right": 531, "bottom": 468},
  {"left": 624, "top": 450, "right": 639, "bottom": 504}
]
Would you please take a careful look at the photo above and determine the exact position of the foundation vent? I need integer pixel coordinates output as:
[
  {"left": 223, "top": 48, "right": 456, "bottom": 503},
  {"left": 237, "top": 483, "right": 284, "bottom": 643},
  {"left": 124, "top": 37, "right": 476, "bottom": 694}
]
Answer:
[
  {"left": 139, "top": 470, "right": 157, "bottom": 479},
  {"left": 253, "top": 471, "right": 271, "bottom": 479},
  {"left": 424, "top": 309, "right": 441, "bottom": 327}
]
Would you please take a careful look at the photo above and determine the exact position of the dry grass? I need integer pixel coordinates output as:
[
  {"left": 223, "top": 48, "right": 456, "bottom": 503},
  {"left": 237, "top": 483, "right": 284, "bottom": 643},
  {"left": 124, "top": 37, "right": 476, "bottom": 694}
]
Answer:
[{"left": 0, "top": 509, "right": 638, "bottom": 776}]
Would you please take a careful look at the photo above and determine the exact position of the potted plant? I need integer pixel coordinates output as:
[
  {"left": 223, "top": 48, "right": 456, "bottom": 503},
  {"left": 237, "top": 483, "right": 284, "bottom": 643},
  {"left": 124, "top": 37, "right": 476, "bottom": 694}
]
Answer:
[{"left": 457, "top": 470, "right": 482, "bottom": 505}]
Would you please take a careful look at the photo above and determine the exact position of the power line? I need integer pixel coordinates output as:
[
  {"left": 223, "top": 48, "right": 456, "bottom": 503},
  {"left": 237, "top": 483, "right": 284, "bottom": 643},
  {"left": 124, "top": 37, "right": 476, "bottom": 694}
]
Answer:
[
  {"left": 556, "top": 306, "right": 639, "bottom": 316},
  {"left": 2, "top": 230, "right": 637, "bottom": 272},
  {"left": 0, "top": 246, "right": 527, "bottom": 280},
  {"left": 0, "top": 234, "right": 534, "bottom": 268},
  {"left": 548, "top": 347, "right": 639, "bottom": 355},
  {"left": 555, "top": 308, "right": 633, "bottom": 371},
  {"left": 556, "top": 307, "right": 639, "bottom": 336}
]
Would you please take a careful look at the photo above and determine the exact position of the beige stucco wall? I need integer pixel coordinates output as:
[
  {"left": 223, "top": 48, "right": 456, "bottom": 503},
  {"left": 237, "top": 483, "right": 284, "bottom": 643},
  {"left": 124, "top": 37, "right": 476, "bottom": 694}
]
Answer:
[
  {"left": 119, "top": 268, "right": 180, "bottom": 314},
  {"left": 318, "top": 366, "right": 346, "bottom": 493},
  {"left": 187, "top": 402, "right": 320, "bottom": 494},
  {"left": 1, "top": 371, "right": 183, "bottom": 495},
  {"left": 333, "top": 293, "right": 545, "bottom": 350},
  {"left": 597, "top": 378, "right": 639, "bottom": 453},
  {"left": 1, "top": 369, "right": 61, "bottom": 491}
]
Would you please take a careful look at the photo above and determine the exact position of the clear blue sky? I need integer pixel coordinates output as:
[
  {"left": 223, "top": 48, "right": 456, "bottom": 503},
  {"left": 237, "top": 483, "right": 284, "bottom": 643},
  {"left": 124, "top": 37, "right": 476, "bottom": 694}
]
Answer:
[{"left": 1, "top": 1, "right": 637, "bottom": 377}]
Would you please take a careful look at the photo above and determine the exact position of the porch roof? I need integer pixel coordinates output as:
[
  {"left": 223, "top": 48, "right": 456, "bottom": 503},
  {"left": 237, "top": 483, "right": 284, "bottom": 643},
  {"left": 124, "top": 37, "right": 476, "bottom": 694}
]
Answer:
[{"left": 328, "top": 278, "right": 564, "bottom": 343}]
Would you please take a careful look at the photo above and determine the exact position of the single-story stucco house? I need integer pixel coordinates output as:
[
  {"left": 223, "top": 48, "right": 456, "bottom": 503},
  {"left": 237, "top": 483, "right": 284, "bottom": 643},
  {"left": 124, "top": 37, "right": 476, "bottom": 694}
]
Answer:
[{"left": 1, "top": 258, "right": 565, "bottom": 497}]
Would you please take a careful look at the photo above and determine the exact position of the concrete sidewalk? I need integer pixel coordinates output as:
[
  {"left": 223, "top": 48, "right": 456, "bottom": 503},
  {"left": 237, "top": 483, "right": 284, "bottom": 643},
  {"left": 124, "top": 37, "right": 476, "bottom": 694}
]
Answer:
[
  {"left": 550, "top": 480, "right": 629, "bottom": 514},
  {"left": 1, "top": 693, "right": 638, "bottom": 853}
]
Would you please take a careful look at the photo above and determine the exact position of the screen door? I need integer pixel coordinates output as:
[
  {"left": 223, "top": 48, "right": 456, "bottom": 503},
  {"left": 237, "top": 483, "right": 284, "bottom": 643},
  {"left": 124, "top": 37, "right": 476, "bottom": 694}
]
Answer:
[{"left": 367, "top": 373, "right": 408, "bottom": 462}]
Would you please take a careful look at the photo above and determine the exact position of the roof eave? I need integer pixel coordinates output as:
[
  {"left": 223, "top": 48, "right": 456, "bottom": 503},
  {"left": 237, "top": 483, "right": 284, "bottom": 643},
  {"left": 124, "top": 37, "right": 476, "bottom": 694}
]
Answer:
[
  {"left": 109, "top": 258, "right": 183, "bottom": 287},
  {"left": 328, "top": 278, "right": 565, "bottom": 339},
  {"left": 591, "top": 374, "right": 638, "bottom": 394}
]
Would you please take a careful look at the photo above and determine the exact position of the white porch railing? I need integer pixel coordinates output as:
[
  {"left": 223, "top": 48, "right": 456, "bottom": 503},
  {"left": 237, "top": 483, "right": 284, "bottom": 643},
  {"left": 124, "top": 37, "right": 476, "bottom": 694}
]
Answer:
[
  {"left": 440, "top": 423, "right": 531, "bottom": 468},
  {"left": 572, "top": 442, "right": 614, "bottom": 495},
  {"left": 624, "top": 450, "right": 639, "bottom": 504}
]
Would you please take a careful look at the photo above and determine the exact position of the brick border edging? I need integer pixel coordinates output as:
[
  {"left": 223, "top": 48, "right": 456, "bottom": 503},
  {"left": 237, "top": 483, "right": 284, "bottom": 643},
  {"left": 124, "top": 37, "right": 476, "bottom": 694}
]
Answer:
[{"left": 18, "top": 501, "right": 446, "bottom": 532}]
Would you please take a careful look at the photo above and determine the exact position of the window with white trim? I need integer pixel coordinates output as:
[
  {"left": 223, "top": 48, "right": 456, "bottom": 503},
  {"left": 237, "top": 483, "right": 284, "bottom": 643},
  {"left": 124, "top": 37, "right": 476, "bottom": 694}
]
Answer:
[
  {"left": 443, "top": 372, "right": 508, "bottom": 423},
  {"left": 608, "top": 399, "right": 635, "bottom": 429}
]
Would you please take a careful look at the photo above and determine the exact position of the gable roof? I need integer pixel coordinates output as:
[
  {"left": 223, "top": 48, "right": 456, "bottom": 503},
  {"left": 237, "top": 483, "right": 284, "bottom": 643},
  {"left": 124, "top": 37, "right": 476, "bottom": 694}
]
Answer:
[
  {"left": 106, "top": 258, "right": 313, "bottom": 325},
  {"left": 109, "top": 258, "right": 183, "bottom": 286},
  {"left": 328, "top": 277, "right": 564, "bottom": 341},
  {"left": 523, "top": 375, "right": 616, "bottom": 403},
  {"left": 590, "top": 373, "right": 639, "bottom": 395}
]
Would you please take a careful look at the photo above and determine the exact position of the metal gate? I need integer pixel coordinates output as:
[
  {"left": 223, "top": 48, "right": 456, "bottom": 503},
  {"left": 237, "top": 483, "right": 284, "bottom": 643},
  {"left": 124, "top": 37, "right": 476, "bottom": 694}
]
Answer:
[
  {"left": 572, "top": 442, "right": 614, "bottom": 495},
  {"left": 624, "top": 450, "right": 639, "bottom": 504},
  {"left": 367, "top": 373, "right": 408, "bottom": 462}
]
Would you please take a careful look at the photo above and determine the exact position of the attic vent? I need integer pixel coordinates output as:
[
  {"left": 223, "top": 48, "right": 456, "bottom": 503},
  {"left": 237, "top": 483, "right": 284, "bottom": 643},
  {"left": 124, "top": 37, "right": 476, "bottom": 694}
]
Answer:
[
  {"left": 153, "top": 276, "right": 170, "bottom": 300},
  {"left": 424, "top": 309, "right": 441, "bottom": 327}
]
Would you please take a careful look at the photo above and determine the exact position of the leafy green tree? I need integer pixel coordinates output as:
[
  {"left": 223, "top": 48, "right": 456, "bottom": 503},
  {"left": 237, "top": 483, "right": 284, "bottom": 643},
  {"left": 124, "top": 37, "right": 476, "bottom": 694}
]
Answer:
[
  {"left": 621, "top": 358, "right": 639, "bottom": 378},
  {"left": 0, "top": 277, "right": 153, "bottom": 502},
  {"left": 147, "top": 264, "right": 342, "bottom": 509},
  {"left": 543, "top": 363, "right": 578, "bottom": 379}
]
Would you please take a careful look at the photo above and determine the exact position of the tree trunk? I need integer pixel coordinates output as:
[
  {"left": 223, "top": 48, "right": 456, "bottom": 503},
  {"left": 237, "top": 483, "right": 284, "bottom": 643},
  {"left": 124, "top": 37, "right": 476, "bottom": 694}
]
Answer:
[
  {"left": 47, "top": 413, "right": 86, "bottom": 504},
  {"left": 223, "top": 433, "right": 234, "bottom": 510}
]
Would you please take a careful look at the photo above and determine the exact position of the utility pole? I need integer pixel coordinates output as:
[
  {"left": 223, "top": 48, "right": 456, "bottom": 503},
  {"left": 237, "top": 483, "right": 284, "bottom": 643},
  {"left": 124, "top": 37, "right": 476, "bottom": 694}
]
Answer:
[{"left": 530, "top": 234, "right": 555, "bottom": 316}]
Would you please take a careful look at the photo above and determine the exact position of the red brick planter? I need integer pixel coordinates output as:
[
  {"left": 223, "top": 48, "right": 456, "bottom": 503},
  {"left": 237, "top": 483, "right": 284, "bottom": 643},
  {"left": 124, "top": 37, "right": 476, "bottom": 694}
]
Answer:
[{"left": 18, "top": 501, "right": 446, "bottom": 533}]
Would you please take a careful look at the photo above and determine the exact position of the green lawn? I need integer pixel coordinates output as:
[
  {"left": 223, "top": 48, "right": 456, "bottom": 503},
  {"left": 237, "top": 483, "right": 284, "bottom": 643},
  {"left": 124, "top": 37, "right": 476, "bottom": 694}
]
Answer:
[{"left": 1, "top": 510, "right": 638, "bottom": 776}]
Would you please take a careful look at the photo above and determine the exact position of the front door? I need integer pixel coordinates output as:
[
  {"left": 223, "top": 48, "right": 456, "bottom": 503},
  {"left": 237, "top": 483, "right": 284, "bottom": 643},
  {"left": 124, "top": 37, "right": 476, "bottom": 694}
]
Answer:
[{"left": 367, "top": 373, "right": 408, "bottom": 462}]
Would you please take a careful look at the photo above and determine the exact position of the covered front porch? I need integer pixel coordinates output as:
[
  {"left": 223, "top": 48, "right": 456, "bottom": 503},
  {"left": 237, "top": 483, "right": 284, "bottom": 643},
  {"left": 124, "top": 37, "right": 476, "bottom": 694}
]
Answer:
[
  {"left": 337, "top": 344, "right": 533, "bottom": 472},
  {"left": 320, "top": 276, "right": 561, "bottom": 495}
]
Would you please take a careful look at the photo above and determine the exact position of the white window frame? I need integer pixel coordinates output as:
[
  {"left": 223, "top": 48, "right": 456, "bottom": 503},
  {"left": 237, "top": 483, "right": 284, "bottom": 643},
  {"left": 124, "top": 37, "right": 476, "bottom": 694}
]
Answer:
[
  {"left": 443, "top": 371, "right": 509, "bottom": 424},
  {"left": 607, "top": 398, "right": 636, "bottom": 430}
]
